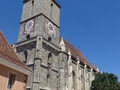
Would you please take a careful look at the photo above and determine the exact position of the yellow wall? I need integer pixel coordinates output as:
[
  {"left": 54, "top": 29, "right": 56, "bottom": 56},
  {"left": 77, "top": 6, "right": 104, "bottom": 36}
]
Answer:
[{"left": 0, "top": 64, "right": 27, "bottom": 90}]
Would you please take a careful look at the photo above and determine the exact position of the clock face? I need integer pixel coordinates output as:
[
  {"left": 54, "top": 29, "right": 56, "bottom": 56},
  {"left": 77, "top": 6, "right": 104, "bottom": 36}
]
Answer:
[
  {"left": 48, "top": 22, "right": 54, "bottom": 32},
  {"left": 45, "top": 19, "right": 56, "bottom": 38},
  {"left": 23, "top": 19, "right": 35, "bottom": 35}
]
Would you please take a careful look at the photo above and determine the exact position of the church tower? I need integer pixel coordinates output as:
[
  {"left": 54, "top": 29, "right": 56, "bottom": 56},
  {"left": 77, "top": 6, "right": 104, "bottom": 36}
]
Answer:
[
  {"left": 14, "top": 0, "right": 97, "bottom": 90},
  {"left": 15, "top": 0, "right": 64, "bottom": 90},
  {"left": 18, "top": 0, "right": 60, "bottom": 46}
]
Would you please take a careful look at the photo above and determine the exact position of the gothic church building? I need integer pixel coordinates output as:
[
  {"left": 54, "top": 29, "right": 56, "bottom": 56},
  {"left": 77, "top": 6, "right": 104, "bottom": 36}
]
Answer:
[{"left": 13, "top": 0, "right": 98, "bottom": 90}]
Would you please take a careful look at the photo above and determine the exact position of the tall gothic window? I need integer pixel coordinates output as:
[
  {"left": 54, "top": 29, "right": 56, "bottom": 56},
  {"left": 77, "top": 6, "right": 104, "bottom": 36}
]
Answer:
[
  {"left": 23, "top": 50, "right": 28, "bottom": 64},
  {"left": 72, "top": 71, "right": 75, "bottom": 90},
  {"left": 50, "top": 3, "right": 53, "bottom": 19},
  {"left": 47, "top": 53, "right": 52, "bottom": 85},
  {"left": 48, "top": 53, "right": 52, "bottom": 64}
]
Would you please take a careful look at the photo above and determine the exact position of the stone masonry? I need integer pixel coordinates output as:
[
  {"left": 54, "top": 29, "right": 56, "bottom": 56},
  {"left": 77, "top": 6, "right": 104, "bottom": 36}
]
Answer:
[{"left": 13, "top": 0, "right": 98, "bottom": 90}]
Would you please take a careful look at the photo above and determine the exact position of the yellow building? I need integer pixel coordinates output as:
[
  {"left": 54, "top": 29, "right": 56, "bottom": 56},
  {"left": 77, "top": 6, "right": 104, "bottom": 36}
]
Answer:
[{"left": 0, "top": 30, "right": 32, "bottom": 90}]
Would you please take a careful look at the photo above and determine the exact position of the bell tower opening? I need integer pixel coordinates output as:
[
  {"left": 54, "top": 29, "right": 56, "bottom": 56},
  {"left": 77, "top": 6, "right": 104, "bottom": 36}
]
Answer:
[{"left": 50, "top": 3, "right": 53, "bottom": 19}]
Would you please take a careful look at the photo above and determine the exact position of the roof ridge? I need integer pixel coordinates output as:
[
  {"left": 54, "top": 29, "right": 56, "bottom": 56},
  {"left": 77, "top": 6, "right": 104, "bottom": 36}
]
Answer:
[
  {"left": 60, "top": 36, "right": 97, "bottom": 71},
  {"left": 63, "top": 38, "right": 84, "bottom": 57}
]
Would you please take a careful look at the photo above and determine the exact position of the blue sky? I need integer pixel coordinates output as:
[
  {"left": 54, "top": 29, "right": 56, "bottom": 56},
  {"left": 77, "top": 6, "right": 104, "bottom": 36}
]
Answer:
[{"left": 0, "top": 0, "right": 120, "bottom": 81}]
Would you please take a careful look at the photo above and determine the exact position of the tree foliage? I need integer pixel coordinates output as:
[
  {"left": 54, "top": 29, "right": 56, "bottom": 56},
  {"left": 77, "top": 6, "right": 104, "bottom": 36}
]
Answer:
[{"left": 90, "top": 72, "right": 120, "bottom": 90}]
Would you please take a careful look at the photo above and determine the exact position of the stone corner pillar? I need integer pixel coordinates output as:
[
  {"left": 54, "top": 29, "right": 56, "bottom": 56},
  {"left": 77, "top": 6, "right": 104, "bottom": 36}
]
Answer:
[
  {"left": 12, "top": 44, "right": 16, "bottom": 52},
  {"left": 59, "top": 51, "right": 67, "bottom": 90},
  {"left": 59, "top": 60, "right": 65, "bottom": 90},
  {"left": 32, "top": 36, "right": 42, "bottom": 90},
  {"left": 68, "top": 64, "right": 72, "bottom": 90},
  {"left": 90, "top": 67, "right": 93, "bottom": 86},
  {"left": 75, "top": 56, "right": 80, "bottom": 90},
  {"left": 79, "top": 68, "right": 81, "bottom": 90},
  {"left": 84, "top": 62, "right": 87, "bottom": 90}
]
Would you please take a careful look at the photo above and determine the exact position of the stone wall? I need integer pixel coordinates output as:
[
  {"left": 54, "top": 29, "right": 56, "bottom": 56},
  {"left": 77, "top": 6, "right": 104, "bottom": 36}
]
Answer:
[
  {"left": 65, "top": 57, "right": 95, "bottom": 90},
  {"left": 15, "top": 0, "right": 97, "bottom": 90},
  {"left": 21, "top": 0, "right": 60, "bottom": 26}
]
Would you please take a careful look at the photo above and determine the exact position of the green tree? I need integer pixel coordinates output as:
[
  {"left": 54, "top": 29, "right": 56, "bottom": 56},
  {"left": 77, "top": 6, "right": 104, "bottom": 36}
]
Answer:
[{"left": 90, "top": 72, "right": 120, "bottom": 90}]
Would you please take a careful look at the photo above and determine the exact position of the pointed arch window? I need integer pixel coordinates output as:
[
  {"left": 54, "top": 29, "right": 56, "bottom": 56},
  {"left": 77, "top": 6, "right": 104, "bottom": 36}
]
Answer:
[
  {"left": 48, "top": 53, "right": 52, "bottom": 64},
  {"left": 47, "top": 53, "right": 52, "bottom": 85},
  {"left": 72, "top": 71, "right": 75, "bottom": 90},
  {"left": 24, "top": 50, "right": 28, "bottom": 63}
]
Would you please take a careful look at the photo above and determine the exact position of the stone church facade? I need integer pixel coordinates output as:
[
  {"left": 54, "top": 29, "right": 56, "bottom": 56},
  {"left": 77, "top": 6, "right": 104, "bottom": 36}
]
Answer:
[{"left": 13, "top": 0, "right": 98, "bottom": 90}]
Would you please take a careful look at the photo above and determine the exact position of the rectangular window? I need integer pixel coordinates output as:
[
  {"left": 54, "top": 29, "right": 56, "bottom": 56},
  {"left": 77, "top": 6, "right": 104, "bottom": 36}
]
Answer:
[{"left": 7, "top": 73, "right": 16, "bottom": 90}]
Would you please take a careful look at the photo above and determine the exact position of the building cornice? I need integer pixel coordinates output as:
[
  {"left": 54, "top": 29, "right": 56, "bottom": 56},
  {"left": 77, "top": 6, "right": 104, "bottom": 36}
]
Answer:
[
  {"left": 23, "top": 0, "right": 30, "bottom": 3},
  {"left": 20, "top": 13, "right": 60, "bottom": 29},
  {"left": 14, "top": 36, "right": 37, "bottom": 47},
  {"left": 14, "top": 36, "right": 61, "bottom": 52},
  {"left": 52, "top": 0, "right": 61, "bottom": 8},
  {"left": 0, "top": 57, "right": 31, "bottom": 75}
]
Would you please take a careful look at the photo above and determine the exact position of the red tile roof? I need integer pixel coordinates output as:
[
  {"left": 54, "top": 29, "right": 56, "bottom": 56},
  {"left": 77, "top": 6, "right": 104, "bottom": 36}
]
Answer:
[
  {"left": 60, "top": 37, "right": 97, "bottom": 71},
  {"left": 0, "top": 30, "right": 32, "bottom": 72}
]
